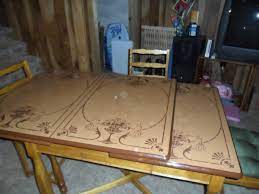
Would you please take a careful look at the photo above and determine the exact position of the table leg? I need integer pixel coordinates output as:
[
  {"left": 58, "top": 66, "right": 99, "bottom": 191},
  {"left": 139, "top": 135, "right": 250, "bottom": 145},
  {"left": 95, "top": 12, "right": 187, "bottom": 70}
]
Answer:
[
  {"left": 25, "top": 143, "right": 54, "bottom": 194},
  {"left": 206, "top": 176, "right": 225, "bottom": 194},
  {"left": 13, "top": 141, "right": 33, "bottom": 177},
  {"left": 48, "top": 155, "right": 67, "bottom": 194}
]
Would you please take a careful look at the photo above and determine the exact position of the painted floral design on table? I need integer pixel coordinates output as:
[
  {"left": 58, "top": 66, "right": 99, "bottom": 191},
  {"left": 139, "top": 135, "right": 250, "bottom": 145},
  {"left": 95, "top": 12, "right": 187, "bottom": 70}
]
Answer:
[
  {"left": 37, "top": 122, "right": 51, "bottom": 134},
  {"left": 0, "top": 106, "right": 36, "bottom": 127},
  {"left": 100, "top": 118, "right": 131, "bottom": 144},
  {"left": 145, "top": 138, "right": 163, "bottom": 152},
  {"left": 57, "top": 117, "right": 165, "bottom": 152},
  {"left": 212, "top": 152, "right": 234, "bottom": 168}
]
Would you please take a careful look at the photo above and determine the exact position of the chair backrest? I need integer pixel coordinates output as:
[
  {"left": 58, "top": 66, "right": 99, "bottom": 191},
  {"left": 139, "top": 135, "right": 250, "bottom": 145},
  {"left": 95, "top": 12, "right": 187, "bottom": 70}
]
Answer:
[
  {"left": 128, "top": 49, "right": 170, "bottom": 79},
  {"left": 0, "top": 60, "right": 32, "bottom": 95}
]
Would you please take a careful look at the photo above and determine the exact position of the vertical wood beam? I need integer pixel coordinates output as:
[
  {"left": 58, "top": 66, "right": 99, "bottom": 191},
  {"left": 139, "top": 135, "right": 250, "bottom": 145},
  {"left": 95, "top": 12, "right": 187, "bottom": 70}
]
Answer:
[
  {"left": 64, "top": 0, "right": 77, "bottom": 70},
  {"left": 3, "top": 0, "right": 23, "bottom": 39},
  {"left": 71, "top": 0, "right": 91, "bottom": 72},
  {"left": 54, "top": 0, "right": 73, "bottom": 70},
  {"left": 86, "top": 0, "right": 102, "bottom": 73},
  {"left": 128, "top": 0, "right": 142, "bottom": 48},
  {"left": 149, "top": 0, "right": 159, "bottom": 26},
  {"left": 141, "top": 0, "right": 150, "bottom": 25},
  {"left": 158, "top": 0, "right": 166, "bottom": 26},
  {"left": 199, "top": 0, "right": 222, "bottom": 39},
  {"left": 38, "top": 0, "right": 60, "bottom": 70},
  {"left": 21, "top": 0, "right": 34, "bottom": 38},
  {"left": 164, "top": 0, "right": 173, "bottom": 27}
]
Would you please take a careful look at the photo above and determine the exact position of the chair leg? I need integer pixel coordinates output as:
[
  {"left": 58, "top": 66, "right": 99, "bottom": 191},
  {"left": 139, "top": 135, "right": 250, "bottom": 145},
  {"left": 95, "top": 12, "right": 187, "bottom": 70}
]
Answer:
[
  {"left": 48, "top": 155, "right": 67, "bottom": 194},
  {"left": 13, "top": 141, "right": 33, "bottom": 177}
]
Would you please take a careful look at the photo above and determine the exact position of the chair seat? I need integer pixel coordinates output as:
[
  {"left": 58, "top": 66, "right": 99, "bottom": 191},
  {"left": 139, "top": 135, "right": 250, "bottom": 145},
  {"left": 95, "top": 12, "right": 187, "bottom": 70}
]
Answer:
[{"left": 230, "top": 127, "right": 259, "bottom": 178}]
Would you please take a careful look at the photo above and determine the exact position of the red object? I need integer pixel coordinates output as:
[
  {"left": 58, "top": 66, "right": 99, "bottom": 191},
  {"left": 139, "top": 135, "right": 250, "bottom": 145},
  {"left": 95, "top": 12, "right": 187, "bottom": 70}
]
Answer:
[{"left": 174, "top": 0, "right": 189, "bottom": 14}]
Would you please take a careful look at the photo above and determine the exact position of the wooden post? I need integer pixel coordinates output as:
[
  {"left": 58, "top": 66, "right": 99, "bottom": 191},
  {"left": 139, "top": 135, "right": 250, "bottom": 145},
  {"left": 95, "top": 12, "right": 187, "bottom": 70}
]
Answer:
[
  {"left": 38, "top": 0, "right": 60, "bottom": 70},
  {"left": 141, "top": 0, "right": 150, "bottom": 25},
  {"left": 2, "top": 0, "right": 23, "bottom": 39},
  {"left": 54, "top": 0, "right": 73, "bottom": 70},
  {"left": 128, "top": 0, "right": 142, "bottom": 48},
  {"left": 158, "top": 0, "right": 166, "bottom": 26},
  {"left": 64, "top": 0, "right": 77, "bottom": 71},
  {"left": 71, "top": 0, "right": 91, "bottom": 72},
  {"left": 164, "top": 0, "right": 173, "bottom": 27},
  {"left": 206, "top": 176, "right": 225, "bottom": 194},
  {"left": 86, "top": 0, "right": 102, "bottom": 73}
]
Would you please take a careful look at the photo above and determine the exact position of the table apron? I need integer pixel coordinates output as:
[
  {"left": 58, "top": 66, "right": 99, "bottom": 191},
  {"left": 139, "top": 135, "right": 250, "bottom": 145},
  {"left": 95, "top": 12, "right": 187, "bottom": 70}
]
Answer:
[{"left": 36, "top": 143, "right": 212, "bottom": 185}]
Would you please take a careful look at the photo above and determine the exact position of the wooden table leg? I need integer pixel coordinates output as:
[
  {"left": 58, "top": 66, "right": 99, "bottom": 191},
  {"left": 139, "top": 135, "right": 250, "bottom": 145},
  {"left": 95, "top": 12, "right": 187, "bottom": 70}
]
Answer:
[
  {"left": 206, "top": 176, "right": 225, "bottom": 194},
  {"left": 25, "top": 143, "right": 54, "bottom": 194},
  {"left": 121, "top": 170, "right": 151, "bottom": 194},
  {"left": 13, "top": 141, "right": 33, "bottom": 177},
  {"left": 48, "top": 155, "right": 67, "bottom": 194}
]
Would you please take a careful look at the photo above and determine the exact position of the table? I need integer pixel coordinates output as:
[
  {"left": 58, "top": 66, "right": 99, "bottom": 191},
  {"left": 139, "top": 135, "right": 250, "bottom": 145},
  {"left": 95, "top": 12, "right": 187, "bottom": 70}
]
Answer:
[{"left": 0, "top": 73, "right": 241, "bottom": 194}]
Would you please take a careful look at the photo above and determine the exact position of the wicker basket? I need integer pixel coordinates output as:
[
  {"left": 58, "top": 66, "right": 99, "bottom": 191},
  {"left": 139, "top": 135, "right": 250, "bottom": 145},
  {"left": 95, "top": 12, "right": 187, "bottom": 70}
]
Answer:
[{"left": 141, "top": 25, "right": 176, "bottom": 49}]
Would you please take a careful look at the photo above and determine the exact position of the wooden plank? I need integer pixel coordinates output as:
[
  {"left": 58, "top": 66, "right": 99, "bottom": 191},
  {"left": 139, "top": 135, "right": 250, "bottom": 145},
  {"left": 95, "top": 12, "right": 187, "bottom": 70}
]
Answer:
[
  {"left": 54, "top": 0, "right": 73, "bottom": 70},
  {"left": 128, "top": 0, "right": 141, "bottom": 48},
  {"left": 21, "top": 0, "right": 34, "bottom": 39},
  {"left": 2, "top": 0, "right": 23, "bottom": 39},
  {"left": 164, "top": 0, "right": 174, "bottom": 27},
  {"left": 86, "top": 0, "right": 102, "bottom": 73},
  {"left": 225, "top": 176, "right": 259, "bottom": 189},
  {"left": 64, "top": 0, "right": 77, "bottom": 71},
  {"left": 36, "top": 143, "right": 211, "bottom": 184},
  {"left": 200, "top": 0, "right": 222, "bottom": 39},
  {"left": 80, "top": 172, "right": 146, "bottom": 194},
  {"left": 131, "top": 62, "right": 166, "bottom": 68},
  {"left": 71, "top": 0, "right": 91, "bottom": 72},
  {"left": 141, "top": 0, "right": 150, "bottom": 25},
  {"left": 38, "top": 0, "right": 60, "bottom": 70},
  {"left": 149, "top": 0, "right": 160, "bottom": 26},
  {"left": 131, "top": 49, "right": 169, "bottom": 55},
  {"left": 158, "top": 0, "right": 166, "bottom": 26}
]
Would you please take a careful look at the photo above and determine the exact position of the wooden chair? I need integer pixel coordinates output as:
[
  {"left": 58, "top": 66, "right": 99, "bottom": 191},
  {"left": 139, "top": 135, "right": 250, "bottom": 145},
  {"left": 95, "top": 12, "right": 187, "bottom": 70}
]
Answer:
[
  {"left": 128, "top": 49, "right": 170, "bottom": 79},
  {"left": 0, "top": 61, "right": 67, "bottom": 193}
]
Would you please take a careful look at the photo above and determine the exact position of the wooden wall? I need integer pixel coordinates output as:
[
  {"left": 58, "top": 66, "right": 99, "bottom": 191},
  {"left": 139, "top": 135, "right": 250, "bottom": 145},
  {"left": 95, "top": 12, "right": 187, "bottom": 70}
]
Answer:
[
  {"left": 1, "top": 0, "right": 225, "bottom": 71},
  {"left": 1, "top": 0, "right": 102, "bottom": 73},
  {"left": 128, "top": 0, "right": 226, "bottom": 48}
]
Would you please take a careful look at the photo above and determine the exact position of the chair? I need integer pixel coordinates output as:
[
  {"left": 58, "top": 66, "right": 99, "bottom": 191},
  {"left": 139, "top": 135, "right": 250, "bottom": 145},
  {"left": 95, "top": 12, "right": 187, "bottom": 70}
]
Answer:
[
  {"left": 128, "top": 49, "right": 170, "bottom": 79},
  {"left": 0, "top": 61, "right": 67, "bottom": 193}
]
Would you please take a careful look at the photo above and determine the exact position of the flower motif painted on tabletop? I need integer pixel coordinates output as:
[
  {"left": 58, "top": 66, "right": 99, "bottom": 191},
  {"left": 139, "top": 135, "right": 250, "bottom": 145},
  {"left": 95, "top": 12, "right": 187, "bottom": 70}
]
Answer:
[
  {"left": 172, "top": 130, "right": 190, "bottom": 148},
  {"left": 212, "top": 152, "right": 224, "bottom": 160},
  {"left": 1, "top": 106, "right": 35, "bottom": 127},
  {"left": 100, "top": 118, "right": 131, "bottom": 144},
  {"left": 37, "top": 122, "right": 51, "bottom": 134},
  {"left": 68, "top": 125, "right": 78, "bottom": 134},
  {"left": 145, "top": 138, "right": 163, "bottom": 152},
  {"left": 212, "top": 152, "right": 234, "bottom": 168},
  {"left": 57, "top": 125, "right": 78, "bottom": 136}
]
